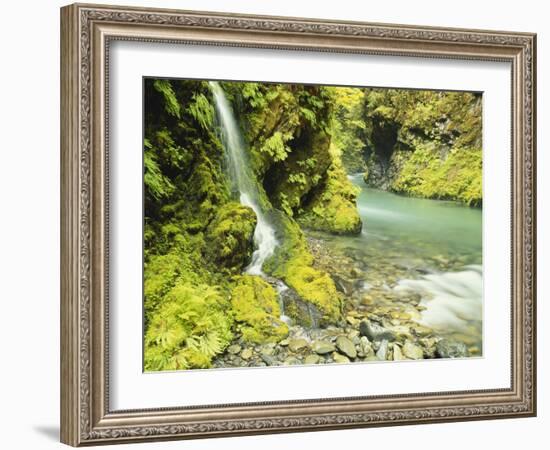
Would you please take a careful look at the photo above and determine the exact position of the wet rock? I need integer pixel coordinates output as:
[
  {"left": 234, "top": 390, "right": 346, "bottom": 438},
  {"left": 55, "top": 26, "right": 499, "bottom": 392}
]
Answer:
[
  {"left": 376, "top": 340, "right": 389, "bottom": 360},
  {"left": 240, "top": 348, "right": 253, "bottom": 360},
  {"left": 260, "top": 353, "right": 277, "bottom": 366},
  {"left": 227, "top": 344, "right": 241, "bottom": 355},
  {"left": 283, "top": 356, "right": 301, "bottom": 365},
  {"left": 332, "top": 352, "right": 350, "bottom": 364},
  {"left": 436, "top": 339, "right": 469, "bottom": 358},
  {"left": 312, "top": 340, "right": 336, "bottom": 355},
  {"left": 305, "top": 354, "right": 320, "bottom": 365},
  {"left": 402, "top": 341, "right": 424, "bottom": 360},
  {"left": 332, "top": 275, "right": 356, "bottom": 296},
  {"left": 412, "top": 325, "right": 433, "bottom": 337},
  {"left": 288, "top": 338, "right": 309, "bottom": 353},
  {"left": 336, "top": 336, "right": 357, "bottom": 359},
  {"left": 359, "top": 320, "right": 396, "bottom": 342},
  {"left": 393, "top": 344, "right": 405, "bottom": 360},
  {"left": 358, "top": 336, "right": 374, "bottom": 358}
]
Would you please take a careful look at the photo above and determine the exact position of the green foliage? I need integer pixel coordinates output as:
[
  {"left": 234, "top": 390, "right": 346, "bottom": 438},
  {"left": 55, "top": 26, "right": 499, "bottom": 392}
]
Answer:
[
  {"left": 361, "top": 88, "right": 483, "bottom": 205},
  {"left": 391, "top": 143, "right": 482, "bottom": 206},
  {"left": 188, "top": 93, "right": 215, "bottom": 131},
  {"left": 143, "top": 139, "right": 175, "bottom": 200},
  {"left": 153, "top": 79, "right": 181, "bottom": 118},
  {"left": 144, "top": 282, "right": 233, "bottom": 371},
  {"left": 231, "top": 275, "right": 289, "bottom": 343},
  {"left": 297, "top": 147, "right": 362, "bottom": 234},
  {"left": 327, "top": 87, "right": 367, "bottom": 172},
  {"left": 259, "top": 131, "right": 292, "bottom": 162}
]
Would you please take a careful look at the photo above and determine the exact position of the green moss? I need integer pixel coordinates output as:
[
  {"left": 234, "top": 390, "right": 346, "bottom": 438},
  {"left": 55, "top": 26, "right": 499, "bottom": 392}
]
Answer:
[
  {"left": 144, "top": 282, "right": 233, "bottom": 371},
  {"left": 297, "top": 147, "right": 362, "bottom": 234},
  {"left": 391, "top": 142, "right": 482, "bottom": 206},
  {"left": 264, "top": 213, "right": 343, "bottom": 324},
  {"left": 231, "top": 275, "right": 289, "bottom": 344},
  {"left": 205, "top": 202, "right": 257, "bottom": 271},
  {"left": 361, "top": 88, "right": 482, "bottom": 205}
]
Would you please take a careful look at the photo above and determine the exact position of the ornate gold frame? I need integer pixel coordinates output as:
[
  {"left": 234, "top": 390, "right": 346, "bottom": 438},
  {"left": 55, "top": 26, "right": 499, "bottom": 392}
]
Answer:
[{"left": 60, "top": 3, "right": 537, "bottom": 446}]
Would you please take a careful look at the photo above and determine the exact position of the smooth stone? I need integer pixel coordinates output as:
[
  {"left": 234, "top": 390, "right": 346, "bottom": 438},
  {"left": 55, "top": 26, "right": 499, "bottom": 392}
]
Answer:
[
  {"left": 402, "top": 341, "right": 424, "bottom": 360},
  {"left": 393, "top": 344, "right": 405, "bottom": 360},
  {"left": 227, "top": 344, "right": 241, "bottom": 355},
  {"left": 336, "top": 336, "right": 357, "bottom": 359},
  {"left": 312, "top": 340, "right": 336, "bottom": 355},
  {"left": 288, "top": 338, "right": 309, "bottom": 353},
  {"left": 279, "top": 338, "right": 290, "bottom": 347},
  {"left": 283, "top": 356, "right": 301, "bottom": 365},
  {"left": 359, "top": 320, "right": 396, "bottom": 342},
  {"left": 332, "top": 352, "right": 350, "bottom": 364},
  {"left": 260, "top": 353, "right": 277, "bottom": 366},
  {"left": 304, "top": 354, "right": 320, "bottom": 365},
  {"left": 376, "top": 340, "right": 389, "bottom": 360},
  {"left": 436, "top": 339, "right": 469, "bottom": 358},
  {"left": 240, "top": 348, "right": 253, "bottom": 360}
]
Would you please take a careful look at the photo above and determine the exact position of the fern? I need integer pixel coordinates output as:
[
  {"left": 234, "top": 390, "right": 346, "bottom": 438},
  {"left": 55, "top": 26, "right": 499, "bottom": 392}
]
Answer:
[{"left": 153, "top": 79, "right": 181, "bottom": 118}]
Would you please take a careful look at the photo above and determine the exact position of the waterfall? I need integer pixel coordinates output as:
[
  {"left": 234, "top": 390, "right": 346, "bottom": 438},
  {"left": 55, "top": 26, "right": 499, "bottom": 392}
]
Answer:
[{"left": 209, "top": 81, "right": 279, "bottom": 277}]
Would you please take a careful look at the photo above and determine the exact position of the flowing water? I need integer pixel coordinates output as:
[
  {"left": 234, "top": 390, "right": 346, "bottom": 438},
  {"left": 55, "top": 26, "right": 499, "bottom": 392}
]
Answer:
[
  {"left": 210, "top": 82, "right": 291, "bottom": 323},
  {"left": 210, "top": 82, "right": 483, "bottom": 352},
  {"left": 310, "top": 174, "right": 483, "bottom": 348},
  {"left": 210, "top": 81, "right": 278, "bottom": 276}
]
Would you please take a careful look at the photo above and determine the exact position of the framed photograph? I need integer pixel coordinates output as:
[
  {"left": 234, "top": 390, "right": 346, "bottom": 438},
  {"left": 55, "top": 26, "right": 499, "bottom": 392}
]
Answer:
[{"left": 60, "top": 3, "right": 537, "bottom": 446}]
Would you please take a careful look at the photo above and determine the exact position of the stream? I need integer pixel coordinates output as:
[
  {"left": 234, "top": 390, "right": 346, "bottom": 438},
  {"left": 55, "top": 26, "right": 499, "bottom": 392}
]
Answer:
[{"left": 211, "top": 83, "right": 483, "bottom": 368}]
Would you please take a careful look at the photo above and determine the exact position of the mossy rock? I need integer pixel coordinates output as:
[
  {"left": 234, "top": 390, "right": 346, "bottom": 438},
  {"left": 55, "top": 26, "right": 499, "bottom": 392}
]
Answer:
[
  {"left": 231, "top": 275, "right": 289, "bottom": 344},
  {"left": 297, "top": 156, "right": 362, "bottom": 235},
  {"left": 205, "top": 202, "right": 257, "bottom": 271},
  {"left": 264, "top": 211, "right": 343, "bottom": 325}
]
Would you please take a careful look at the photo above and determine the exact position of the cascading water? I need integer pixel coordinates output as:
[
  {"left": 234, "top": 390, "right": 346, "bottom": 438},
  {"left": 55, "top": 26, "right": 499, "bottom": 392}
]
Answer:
[
  {"left": 395, "top": 265, "right": 482, "bottom": 334},
  {"left": 209, "top": 81, "right": 290, "bottom": 323}
]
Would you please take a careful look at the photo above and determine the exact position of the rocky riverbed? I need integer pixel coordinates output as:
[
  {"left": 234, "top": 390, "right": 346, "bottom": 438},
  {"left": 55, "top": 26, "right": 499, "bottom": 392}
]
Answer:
[{"left": 213, "top": 235, "right": 478, "bottom": 369}]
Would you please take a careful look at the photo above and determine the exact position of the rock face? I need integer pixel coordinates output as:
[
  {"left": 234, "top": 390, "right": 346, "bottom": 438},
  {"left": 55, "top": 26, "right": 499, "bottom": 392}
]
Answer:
[
  {"left": 359, "top": 320, "right": 396, "bottom": 342},
  {"left": 436, "top": 339, "right": 469, "bottom": 358},
  {"left": 336, "top": 336, "right": 357, "bottom": 359}
]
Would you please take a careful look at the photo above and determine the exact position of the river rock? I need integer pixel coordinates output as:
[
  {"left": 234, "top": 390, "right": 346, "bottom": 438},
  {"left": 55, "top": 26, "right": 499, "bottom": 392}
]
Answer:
[
  {"left": 279, "top": 338, "right": 290, "bottom": 347},
  {"left": 227, "top": 344, "right": 241, "bottom": 355},
  {"left": 359, "top": 320, "right": 396, "bottom": 342},
  {"left": 304, "top": 354, "right": 320, "bottom": 365},
  {"left": 260, "top": 353, "right": 277, "bottom": 366},
  {"left": 436, "top": 339, "right": 469, "bottom": 358},
  {"left": 288, "top": 338, "right": 309, "bottom": 353},
  {"left": 392, "top": 344, "right": 405, "bottom": 360},
  {"left": 402, "top": 341, "right": 424, "bottom": 360},
  {"left": 336, "top": 336, "right": 357, "bottom": 359},
  {"left": 376, "top": 340, "right": 389, "bottom": 360},
  {"left": 332, "top": 275, "right": 356, "bottom": 296},
  {"left": 312, "top": 340, "right": 336, "bottom": 355},
  {"left": 283, "top": 356, "right": 301, "bottom": 365},
  {"left": 240, "top": 348, "right": 253, "bottom": 360},
  {"left": 332, "top": 352, "right": 350, "bottom": 364}
]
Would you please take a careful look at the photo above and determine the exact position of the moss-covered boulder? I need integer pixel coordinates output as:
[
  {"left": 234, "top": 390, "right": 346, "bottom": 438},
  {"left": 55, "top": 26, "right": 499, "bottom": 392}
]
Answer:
[
  {"left": 231, "top": 275, "right": 289, "bottom": 344},
  {"left": 205, "top": 202, "right": 257, "bottom": 271},
  {"left": 297, "top": 154, "right": 362, "bottom": 234},
  {"left": 264, "top": 212, "right": 343, "bottom": 325}
]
